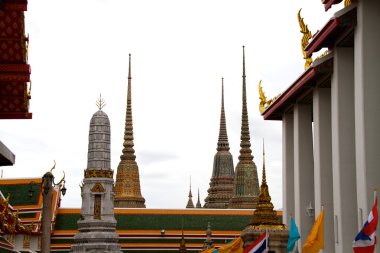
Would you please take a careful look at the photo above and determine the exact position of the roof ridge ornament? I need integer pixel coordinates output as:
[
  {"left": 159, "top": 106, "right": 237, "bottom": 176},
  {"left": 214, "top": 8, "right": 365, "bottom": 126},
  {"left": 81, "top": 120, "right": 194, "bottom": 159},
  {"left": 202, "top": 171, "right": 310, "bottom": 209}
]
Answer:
[
  {"left": 96, "top": 94, "right": 106, "bottom": 110},
  {"left": 298, "top": 8, "right": 313, "bottom": 70},
  {"left": 344, "top": 0, "right": 351, "bottom": 7},
  {"left": 258, "top": 80, "right": 282, "bottom": 114}
]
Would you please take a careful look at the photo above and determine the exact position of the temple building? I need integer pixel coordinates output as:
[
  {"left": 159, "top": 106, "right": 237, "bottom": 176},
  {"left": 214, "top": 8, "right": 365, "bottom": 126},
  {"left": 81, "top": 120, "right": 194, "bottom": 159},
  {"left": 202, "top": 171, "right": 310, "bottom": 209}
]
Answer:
[
  {"left": 229, "top": 46, "right": 260, "bottom": 209},
  {"left": 114, "top": 54, "right": 146, "bottom": 208},
  {"left": 204, "top": 78, "right": 235, "bottom": 209},
  {"left": 260, "top": 1, "right": 380, "bottom": 252},
  {"left": 71, "top": 98, "right": 121, "bottom": 253}
]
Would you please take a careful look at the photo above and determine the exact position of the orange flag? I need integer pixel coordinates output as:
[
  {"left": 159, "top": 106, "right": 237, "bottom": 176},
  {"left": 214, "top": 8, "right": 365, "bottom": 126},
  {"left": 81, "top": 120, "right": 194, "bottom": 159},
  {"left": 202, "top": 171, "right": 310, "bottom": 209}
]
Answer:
[{"left": 302, "top": 209, "right": 324, "bottom": 253}]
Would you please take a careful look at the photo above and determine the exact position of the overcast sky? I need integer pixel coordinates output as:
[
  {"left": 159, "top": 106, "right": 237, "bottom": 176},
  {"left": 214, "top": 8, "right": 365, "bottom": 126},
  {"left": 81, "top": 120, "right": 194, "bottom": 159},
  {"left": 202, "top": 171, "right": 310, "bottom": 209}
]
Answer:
[{"left": 0, "top": 0, "right": 343, "bottom": 209}]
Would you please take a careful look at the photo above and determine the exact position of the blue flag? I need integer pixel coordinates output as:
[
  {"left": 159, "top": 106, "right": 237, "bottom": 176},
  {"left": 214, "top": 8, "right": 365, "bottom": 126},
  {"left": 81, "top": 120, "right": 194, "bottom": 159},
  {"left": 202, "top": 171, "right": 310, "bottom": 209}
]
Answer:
[{"left": 286, "top": 217, "right": 300, "bottom": 252}]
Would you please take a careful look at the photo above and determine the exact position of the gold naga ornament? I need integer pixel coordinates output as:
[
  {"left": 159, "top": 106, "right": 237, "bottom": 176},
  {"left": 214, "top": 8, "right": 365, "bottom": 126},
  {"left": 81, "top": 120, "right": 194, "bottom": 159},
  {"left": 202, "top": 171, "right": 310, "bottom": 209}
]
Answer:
[
  {"left": 298, "top": 9, "right": 313, "bottom": 70},
  {"left": 258, "top": 80, "right": 281, "bottom": 114}
]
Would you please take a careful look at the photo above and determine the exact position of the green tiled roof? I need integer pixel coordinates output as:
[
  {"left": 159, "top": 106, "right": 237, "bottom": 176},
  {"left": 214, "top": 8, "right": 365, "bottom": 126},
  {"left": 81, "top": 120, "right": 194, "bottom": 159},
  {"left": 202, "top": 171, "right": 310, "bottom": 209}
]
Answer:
[
  {"left": 54, "top": 213, "right": 251, "bottom": 231},
  {"left": 0, "top": 183, "right": 40, "bottom": 206}
]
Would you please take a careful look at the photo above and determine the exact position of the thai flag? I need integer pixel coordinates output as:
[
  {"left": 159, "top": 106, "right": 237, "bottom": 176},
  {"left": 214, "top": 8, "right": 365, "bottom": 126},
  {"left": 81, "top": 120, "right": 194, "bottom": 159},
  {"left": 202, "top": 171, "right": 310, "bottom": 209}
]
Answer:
[
  {"left": 243, "top": 231, "right": 268, "bottom": 253},
  {"left": 353, "top": 196, "right": 378, "bottom": 253}
]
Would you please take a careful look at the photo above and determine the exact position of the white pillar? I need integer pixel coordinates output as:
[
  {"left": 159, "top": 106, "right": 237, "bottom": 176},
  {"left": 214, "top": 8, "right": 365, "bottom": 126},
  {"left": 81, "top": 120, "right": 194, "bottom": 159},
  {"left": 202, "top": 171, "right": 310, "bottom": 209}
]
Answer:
[
  {"left": 293, "top": 104, "right": 314, "bottom": 248},
  {"left": 354, "top": 0, "right": 380, "bottom": 237},
  {"left": 282, "top": 112, "right": 294, "bottom": 226},
  {"left": 313, "top": 87, "right": 334, "bottom": 253},
  {"left": 331, "top": 47, "right": 357, "bottom": 253}
]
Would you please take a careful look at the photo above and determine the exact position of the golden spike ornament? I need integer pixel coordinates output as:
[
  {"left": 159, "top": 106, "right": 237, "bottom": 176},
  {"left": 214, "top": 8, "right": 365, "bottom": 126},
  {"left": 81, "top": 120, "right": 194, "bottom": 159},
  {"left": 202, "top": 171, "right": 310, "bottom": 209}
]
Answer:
[
  {"left": 298, "top": 8, "right": 313, "bottom": 70},
  {"left": 258, "top": 80, "right": 282, "bottom": 114},
  {"left": 344, "top": 0, "right": 351, "bottom": 7},
  {"left": 57, "top": 171, "right": 65, "bottom": 185},
  {"left": 49, "top": 160, "right": 56, "bottom": 173}
]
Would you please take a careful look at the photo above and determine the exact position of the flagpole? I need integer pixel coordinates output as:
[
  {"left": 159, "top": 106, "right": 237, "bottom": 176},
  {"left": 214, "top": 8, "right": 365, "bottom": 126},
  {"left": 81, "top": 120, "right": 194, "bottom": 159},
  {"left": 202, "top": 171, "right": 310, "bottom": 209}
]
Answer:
[{"left": 374, "top": 188, "right": 377, "bottom": 253}]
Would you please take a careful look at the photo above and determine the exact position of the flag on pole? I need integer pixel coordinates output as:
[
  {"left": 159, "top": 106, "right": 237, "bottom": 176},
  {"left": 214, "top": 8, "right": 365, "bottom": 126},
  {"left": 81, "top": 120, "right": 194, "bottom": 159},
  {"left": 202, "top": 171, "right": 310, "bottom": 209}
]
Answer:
[
  {"left": 302, "top": 209, "right": 324, "bottom": 253},
  {"left": 287, "top": 217, "right": 301, "bottom": 252},
  {"left": 243, "top": 231, "right": 269, "bottom": 253},
  {"left": 353, "top": 196, "right": 378, "bottom": 253},
  {"left": 217, "top": 237, "right": 243, "bottom": 253}
]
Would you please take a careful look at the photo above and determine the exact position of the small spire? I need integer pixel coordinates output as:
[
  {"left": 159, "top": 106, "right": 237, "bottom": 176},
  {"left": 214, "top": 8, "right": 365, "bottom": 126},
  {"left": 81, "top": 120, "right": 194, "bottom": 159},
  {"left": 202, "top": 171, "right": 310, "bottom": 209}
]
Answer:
[
  {"left": 238, "top": 46, "right": 254, "bottom": 163},
  {"left": 217, "top": 77, "right": 230, "bottom": 151},
  {"left": 186, "top": 177, "right": 194, "bottom": 208},
  {"left": 96, "top": 93, "right": 106, "bottom": 110},
  {"left": 262, "top": 139, "right": 266, "bottom": 185},
  {"left": 203, "top": 222, "right": 213, "bottom": 250},
  {"left": 179, "top": 230, "right": 187, "bottom": 253},
  {"left": 196, "top": 188, "right": 202, "bottom": 208},
  {"left": 121, "top": 54, "right": 136, "bottom": 161}
]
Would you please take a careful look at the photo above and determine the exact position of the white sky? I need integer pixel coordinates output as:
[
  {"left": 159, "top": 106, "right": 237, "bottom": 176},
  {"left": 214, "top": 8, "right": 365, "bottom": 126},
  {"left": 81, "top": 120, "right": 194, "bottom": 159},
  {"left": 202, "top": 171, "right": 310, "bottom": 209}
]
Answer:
[{"left": 0, "top": 0, "right": 343, "bottom": 209}]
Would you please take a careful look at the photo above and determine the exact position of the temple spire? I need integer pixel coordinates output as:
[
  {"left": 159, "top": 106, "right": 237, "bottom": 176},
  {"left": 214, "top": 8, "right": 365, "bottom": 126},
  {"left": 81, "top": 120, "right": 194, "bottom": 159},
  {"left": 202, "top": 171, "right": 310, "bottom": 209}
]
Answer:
[
  {"left": 186, "top": 177, "right": 194, "bottom": 208},
  {"left": 204, "top": 79, "right": 235, "bottom": 208},
  {"left": 217, "top": 77, "right": 230, "bottom": 151},
  {"left": 121, "top": 53, "right": 136, "bottom": 161},
  {"left": 114, "top": 54, "right": 146, "bottom": 208},
  {"left": 196, "top": 188, "right": 202, "bottom": 208},
  {"left": 239, "top": 46, "right": 254, "bottom": 163},
  {"left": 249, "top": 140, "right": 285, "bottom": 229},
  {"left": 229, "top": 46, "right": 260, "bottom": 209}
]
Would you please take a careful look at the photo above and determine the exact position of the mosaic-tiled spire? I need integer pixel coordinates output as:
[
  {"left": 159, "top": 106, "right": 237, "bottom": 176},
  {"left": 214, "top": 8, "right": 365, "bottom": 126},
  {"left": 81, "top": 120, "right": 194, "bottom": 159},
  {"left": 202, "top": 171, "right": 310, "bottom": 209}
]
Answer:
[
  {"left": 196, "top": 188, "right": 202, "bottom": 208},
  {"left": 179, "top": 230, "right": 187, "bottom": 253},
  {"left": 186, "top": 179, "right": 195, "bottom": 208},
  {"left": 217, "top": 78, "right": 229, "bottom": 151},
  {"left": 114, "top": 54, "right": 146, "bottom": 208},
  {"left": 204, "top": 79, "right": 235, "bottom": 208},
  {"left": 229, "top": 46, "right": 260, "bottom": 209},
  {"left": 249, "top": 140, "right": 285, "bottom": 229}
]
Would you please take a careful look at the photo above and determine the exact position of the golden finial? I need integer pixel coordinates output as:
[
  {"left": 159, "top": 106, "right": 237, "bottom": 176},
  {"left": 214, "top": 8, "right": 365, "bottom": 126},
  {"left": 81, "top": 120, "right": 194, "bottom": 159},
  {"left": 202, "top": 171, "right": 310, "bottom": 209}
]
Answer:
[
  {"left": 258, "top": 80, "right": 282, "bottom": 114},
  {"left": 49, "top": 160, "right": 56, "bottom": 173},
  {"left": 258, "top": 80, "right": 268, "bottom": 113},
  {"left": 96, "top": 94, "right": 106, "bottom": 110},
  {"left": 344, "top": 0, "right": 351, "bottom": 7},
  {"left": 298, "top": 8, "right": 313, "bottom": 70}
]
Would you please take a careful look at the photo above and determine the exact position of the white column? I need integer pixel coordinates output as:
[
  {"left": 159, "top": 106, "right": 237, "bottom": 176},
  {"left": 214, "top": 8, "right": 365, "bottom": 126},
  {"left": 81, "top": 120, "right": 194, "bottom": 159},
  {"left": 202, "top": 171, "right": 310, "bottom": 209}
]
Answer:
[
  {"left": 282, "top": 112, "right": 294, "bottom": 226},
  {"left": 313, "top": 87, "right": 334, "bottom": 253},
  {"left": 293, "top": 104, "right": 314, "bottom": 248},
  {"left": 354, "top": 0, "right": 380, "bottom": 237},
  {"left": 331, "top": 47, "right": 357, "bottom": 253}
]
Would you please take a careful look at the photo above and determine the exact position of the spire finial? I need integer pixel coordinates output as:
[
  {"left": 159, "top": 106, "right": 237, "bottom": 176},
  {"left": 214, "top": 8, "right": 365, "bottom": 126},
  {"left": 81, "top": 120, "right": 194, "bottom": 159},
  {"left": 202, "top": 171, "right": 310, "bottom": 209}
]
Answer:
[
  {"left": 238, "top": 46, "right": 254, "bottom": 163},
  {"left": 96, "top": 94, "right": 106, "bottom": 110},
  {"left": 217, "top": 77, "right": 230, "bottom": 151},
  {"left": 196, "top": 188, "right": 202, "bottom": 208},
  {"left": 262, "top": 139, "right": 266, "bottom": 185},
  {"left": 121, "top": 54, "right": 136, "bottom": 161}
]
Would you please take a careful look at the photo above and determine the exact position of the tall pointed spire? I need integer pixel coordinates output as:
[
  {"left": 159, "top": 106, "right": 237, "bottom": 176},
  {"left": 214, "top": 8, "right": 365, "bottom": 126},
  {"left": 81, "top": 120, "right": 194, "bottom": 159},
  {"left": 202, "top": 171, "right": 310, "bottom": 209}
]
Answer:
[
  {"left": 204, "top": 78, "right": 235, "bottom": 208},
  {"left": 217, "top": 78, "right": 229, "bottom": 151},
  {"left": 196, "top": 188, "right": 202, "bottom": 208},
  {"left": 114, "top": 54, "right": 146, "bottom": 208},
  {"left": 249, "top": 140, "right": 285, "bottom": 229},
  {"left": 229, "top": 46, "right": 260, "bottom": 209},
  {"left": 186, "top": 177, "right": 194, "bottom": 208}
]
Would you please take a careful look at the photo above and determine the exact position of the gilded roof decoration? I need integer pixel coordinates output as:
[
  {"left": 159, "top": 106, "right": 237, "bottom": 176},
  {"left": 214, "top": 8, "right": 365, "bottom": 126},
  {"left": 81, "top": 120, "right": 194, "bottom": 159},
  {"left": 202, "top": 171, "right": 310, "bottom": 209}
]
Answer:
[
  {"left": 258, "top": 80, "right": 282, "bottom": 114},
  {"left": 298, "top": 9, "right": 313, "bottom": 70},
  {"left": 91, "top": 182, "right": 105, "bottom": 193}
]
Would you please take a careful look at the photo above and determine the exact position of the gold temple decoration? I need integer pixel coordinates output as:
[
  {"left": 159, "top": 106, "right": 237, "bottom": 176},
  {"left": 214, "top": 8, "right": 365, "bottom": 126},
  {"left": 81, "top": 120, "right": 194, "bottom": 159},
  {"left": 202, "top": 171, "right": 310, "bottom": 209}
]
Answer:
[
  {"left": 258, "top": 80, "right": 282, "bottom": 114},
  {"left": 23, "top": 234, "right": 31, "bottom": 249},
  {"left": 91, "top": 182, "right": 105, "bottom": 193},
  {"left": 298, "top": 9, "right": 313, "bottom": 70},
  {"left": 94, "top": 195, "right": 101, "bottom": 219},
  {"left": 84, "top": 169, "right": 114, "bottom": 179},
  {"left": 57, "top": 171, "right": 65, "bottom": 185},
  {"left": 96, "top": 94, "right": 106, "bottom": 110},
  {"left": 344, "top": 0, "right": 351, "bottom": 7},
  {"left": 249, "top": 140, "right": 286, "bottom": 230}
]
